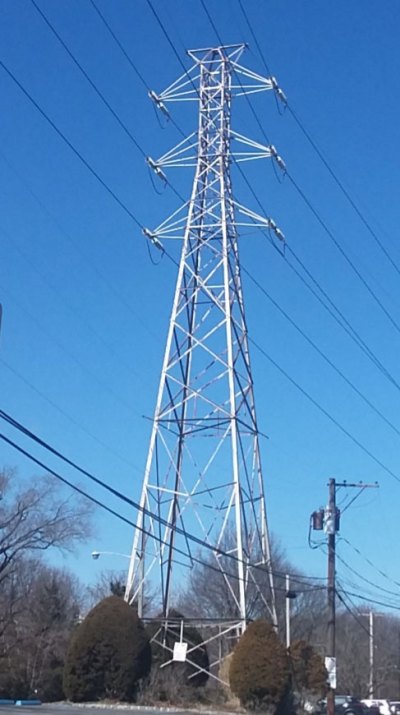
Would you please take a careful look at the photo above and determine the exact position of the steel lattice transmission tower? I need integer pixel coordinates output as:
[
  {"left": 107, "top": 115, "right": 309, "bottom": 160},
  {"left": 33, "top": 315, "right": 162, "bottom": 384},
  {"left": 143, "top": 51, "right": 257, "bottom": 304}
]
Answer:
[{"left": 125, "top": 45, "right": 286, "bottom": 636}]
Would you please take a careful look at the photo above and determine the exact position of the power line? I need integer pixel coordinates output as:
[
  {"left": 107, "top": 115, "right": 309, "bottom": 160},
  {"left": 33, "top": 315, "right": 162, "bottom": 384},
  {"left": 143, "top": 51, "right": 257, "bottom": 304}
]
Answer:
[
  {"left": 0, "top": 281, "right": 142, "bottom": 420},
  {"left": 89, "top": 0, "right": 149, "bottom": 93},
  {"left": 0, "top": 148, "right": 160, "bottom": 340},
  {"left": 234, "top": 153, "right": 400, "bottom": 393},
  {"left": 0, "top": 58, "right": 143, "bottom": 231},
  {"left": 151, "top": 241, "right": 400, "bottom": 490},
  {"left": 285, "top": 246, "right": 400, "bottom": 390},
  {"left": 2, "top": 225, "right": 144, "bottom": 385},
  {"left": 321, "top": 543, "right": 400, "bottom": 609},
  {"left": 288, "top": 106, "right": 400, "bottom": 278},
  {"left": 336, "top": 550, "right": 400, "bottom": 600},
  {"left": 88, "top": 1, "right": 400, "bottom": 401},
  {"left": 0, "top": 357, "right": 140, "bottom": 472},
  {"left": 30, "top": 0, "right": 146, "bottom": 158},
  {"left": 340, "top": 535, "right": 400, "bottom": 590},
  {"left": 192, "top": 3, "right": 400, "bottom": 391},
  {"left": 199, "top": 0, "right": 400, "bottom": 338},
  {"left": 247, "top": 334, "right": 400, "bottom": 486},
  {"left": 337, "top": 584, "right": 400, "bottom": 612},
  {"left": 87, "top": 7, "right": 400, "bottom": 448},
  {"left": 0, "top": 417, "right": 324, "bottom": 592},
  {"left": 5, "top": 21, "right": 394, "bottom": 608},
  {"left": 336, "top": 587, "right": 372, "bottom": 637},
  {"left": 338, "top": 574, "right": 400, "bottom": 611},
  {"left": 29, "top": 0, "right": 185, "bottom": 205},
  {"left": 286, "top": 171, "right": 400, "bottom": 336},
  {"left": 236, "top": 0, "right": 272, "bottom": 74},
  {"left": 242, "top": 264, "right": 400, "bottom": 439},
  {"left": 88, "top": 0, "right": 186, "bottom": 140},
  {"left": 236, "top": 0, "right": 400, "bottom": 279},
  {"left": 0, "top": 431, "right": 248, "bottom": 585},
  {"left": 138, "top": 1, "right": 400, "bottom": 409},
  {"left": 145, "top": 0, "right": 196, "bottom": 89},
  {"left": 5, "top": 22, "right": 400, "bottom": 500}
]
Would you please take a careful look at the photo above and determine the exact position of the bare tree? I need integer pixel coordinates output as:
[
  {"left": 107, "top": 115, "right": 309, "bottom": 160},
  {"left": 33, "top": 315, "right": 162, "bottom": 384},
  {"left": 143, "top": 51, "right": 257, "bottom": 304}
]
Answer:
[
  {"left": 0, "top": 464, "right": 93, "bottom": 692},
  {"left": 335, "top": 605, "right": 400, "bottom": 699},
  {"left": 0, "top": 466, "right": 92, "bottom": 584},
  {"left": 178, "top": 532, "right": 324, "bottom": 637},
  {"left": 85, "top": 569, "right": 127, "bottom": 610},
  {"left": 0, "top": 560, "right": 83, "bottom": 699},
  {"left": 290, "top": 586, "right": 327, "bottom": 645}
]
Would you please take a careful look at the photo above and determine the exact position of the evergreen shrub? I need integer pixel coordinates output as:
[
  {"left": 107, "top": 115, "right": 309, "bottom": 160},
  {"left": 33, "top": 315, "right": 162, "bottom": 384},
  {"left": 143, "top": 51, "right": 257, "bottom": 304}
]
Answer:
[
  {"left": 63, "top": 595, "right": 151, "bottom": 702},
  {"left": 229, "top": 619, "right": 290, "bottom": 712}
]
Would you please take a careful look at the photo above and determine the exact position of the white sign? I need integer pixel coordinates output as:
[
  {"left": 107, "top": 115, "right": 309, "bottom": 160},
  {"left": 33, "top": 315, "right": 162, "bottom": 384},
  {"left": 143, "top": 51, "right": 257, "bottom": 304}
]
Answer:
[
  {"left": 173, "top": 641, "right": 188, "bottom": 662},
  {"left": 325, "top": 656, "right": 337, "bottom": 689}
]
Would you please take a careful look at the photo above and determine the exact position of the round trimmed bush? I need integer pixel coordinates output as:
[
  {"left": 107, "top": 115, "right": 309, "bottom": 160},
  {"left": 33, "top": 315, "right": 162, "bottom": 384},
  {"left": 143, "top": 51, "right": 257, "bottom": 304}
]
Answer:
[
  {"left": 63, "top": 595, "right": 151, "bottom": 702},
  {"left": 229, "top": 619, "right": 289, "bottom": 711}
]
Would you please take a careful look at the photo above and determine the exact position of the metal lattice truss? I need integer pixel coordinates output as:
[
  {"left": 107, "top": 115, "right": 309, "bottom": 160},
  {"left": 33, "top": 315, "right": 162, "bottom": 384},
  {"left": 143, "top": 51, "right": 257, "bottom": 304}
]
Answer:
[{"left": 126, "top": 45, "right": 286, "bottom": 639}]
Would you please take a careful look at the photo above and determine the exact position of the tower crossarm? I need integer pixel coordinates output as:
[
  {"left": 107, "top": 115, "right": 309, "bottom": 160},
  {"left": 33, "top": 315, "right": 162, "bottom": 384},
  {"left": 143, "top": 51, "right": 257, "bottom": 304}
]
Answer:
[
  {"left": 142, "top": 200, "right": 285, "bottom": 245},
  {"left": 153, "top": 45, "right": 282, "bottom": 104},
  {"left": 148, "top": 129, "right": 286, "bottom": 172}
]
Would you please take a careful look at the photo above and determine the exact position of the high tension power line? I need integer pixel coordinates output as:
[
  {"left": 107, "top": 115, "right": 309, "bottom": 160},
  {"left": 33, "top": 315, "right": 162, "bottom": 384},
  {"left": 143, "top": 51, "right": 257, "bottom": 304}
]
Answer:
[{"left": 125, "top": 45, "right": 284, "bottom": 652}]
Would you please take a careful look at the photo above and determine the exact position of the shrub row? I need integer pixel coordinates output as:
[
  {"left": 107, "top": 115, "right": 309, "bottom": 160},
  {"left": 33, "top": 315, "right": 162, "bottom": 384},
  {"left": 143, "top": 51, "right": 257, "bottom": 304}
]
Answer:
[{"left": 63, "top": 598, "right": 326, "bottom": 710}]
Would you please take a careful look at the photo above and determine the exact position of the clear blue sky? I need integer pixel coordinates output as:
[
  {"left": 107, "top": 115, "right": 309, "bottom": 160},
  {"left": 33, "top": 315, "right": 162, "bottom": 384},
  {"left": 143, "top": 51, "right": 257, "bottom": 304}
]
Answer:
[{"left": 1, "top": 0, "right": 400, "bottom": 611}]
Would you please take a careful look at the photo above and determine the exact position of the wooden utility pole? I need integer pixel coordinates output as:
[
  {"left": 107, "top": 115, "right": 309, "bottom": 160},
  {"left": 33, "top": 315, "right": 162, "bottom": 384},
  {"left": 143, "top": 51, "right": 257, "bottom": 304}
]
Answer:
[
  {"left": 326, "top": 477, "right": 336, "bottom": 715},
  {"left": 311, "top": 479, "right": 379, "bottom": 715}
]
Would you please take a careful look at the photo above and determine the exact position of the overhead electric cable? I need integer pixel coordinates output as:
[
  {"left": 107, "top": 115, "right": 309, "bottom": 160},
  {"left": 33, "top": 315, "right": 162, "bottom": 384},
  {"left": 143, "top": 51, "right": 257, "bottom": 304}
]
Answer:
[
  {"left": 89, "top": 0, "right": 149, "bottom": 92},
  {"left": 92, "top": 0, "right": 400, "bottom": 398},
  {"left": 30, "top": 0, "right": 146, "bottom": 157},
  {"left": 339, "top": 486, "right": 368, "bottom": 514},
  {"left": 336, "top": 551, "right": 400, "bottom": 600},
  {"left": 247, "top": 335, "right": 400, "bottom": 486},
  {"left": 236, "top": 0, "right": 272, "bottom": 73},
  {"left": 0, "top": 282, "right": 142, "bottom": 420},
  {"left": 0, "top": 432, "right": 249, "bottom": 584},
  {"left": 2, "top": 226, "right": 143, "bottom": 384},
  {"left": 0, "top": 419, "right": 324, "bottom": 591},
  {"left": 89, "top": 0, "right": 400, "bottom": 402},
  {"left": 284, "top": 245, "right": 400, "bottom": 388},
  {"left": 286, "top": 172, "right": 400, "bottom": 336},
  {"left": 288, "top": 108, "right": 400, "bottom": 277},
  {"left": 340, "top": 536, "right": 400, "bottom": 589},
  {"left": 337, "top": 585, "right": 400, "bottom": 612},
  {"left": 194, "top": 2, "right": 400, "bottom": 390},
  {"left": 0, "top": 149, "right": 160, "bottom": 338},
  {"left": 242, "top": 264, "right": 400, "bottom": 438},
  {"left": 29, "top": 0, "right": 185, "bottom": 204},
  {"left": 152, "top": 240, "right": 400, "bottom": 487},
  {"left": 5, "top": 24, "right": 400, "bottom": 499},
  {"left": 199, "top": 0, "right": 400, "bottom": 337},
  {"left": 237, "top": 0, "right": 400, "bottom": 278},
  {"left": 336, "top": 588, "right": 372, "bottom": 637},
  {"left": 145, "top": 0, "right": 197, "bottom": 90},
  {"left": 88, "top": 0, "right": 186, "bottom": 139},
  {"left": 0, "top": 58, "right": 143, "bottom": 230},
  {"left": 233, "top": 155, "right": 400, "bottom": 392},
  {"left": 0, "top": 357, "right": 140, "bottom": 471}
]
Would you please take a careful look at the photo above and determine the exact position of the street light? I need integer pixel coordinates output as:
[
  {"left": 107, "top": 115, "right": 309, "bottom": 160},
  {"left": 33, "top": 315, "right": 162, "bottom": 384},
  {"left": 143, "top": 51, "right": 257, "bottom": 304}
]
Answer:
[
  {"left": 91, "top": 550, "right": 145, "bottom": 614},
  {"left": 91, "top": 550, "right": 130, "bottom": 560}
]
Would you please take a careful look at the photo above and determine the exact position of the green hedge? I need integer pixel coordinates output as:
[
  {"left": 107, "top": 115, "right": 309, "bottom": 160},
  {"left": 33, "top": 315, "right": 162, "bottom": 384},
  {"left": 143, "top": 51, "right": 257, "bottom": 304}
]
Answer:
[{"left": 63, "top": 596, "right": 151, "bottom": 702}]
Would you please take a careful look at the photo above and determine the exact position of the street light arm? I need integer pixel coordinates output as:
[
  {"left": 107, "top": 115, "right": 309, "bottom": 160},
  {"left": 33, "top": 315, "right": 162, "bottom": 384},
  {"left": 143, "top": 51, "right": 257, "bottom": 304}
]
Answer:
[{"left": 91, "top": 550, "right": 130, "bottom": 560}]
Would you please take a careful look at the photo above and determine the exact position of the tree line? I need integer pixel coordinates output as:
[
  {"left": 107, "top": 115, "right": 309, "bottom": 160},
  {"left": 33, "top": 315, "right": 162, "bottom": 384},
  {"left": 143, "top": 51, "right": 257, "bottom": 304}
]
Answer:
[{"left": 1, "top": 466, "right": 399, "bottom": 705}]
